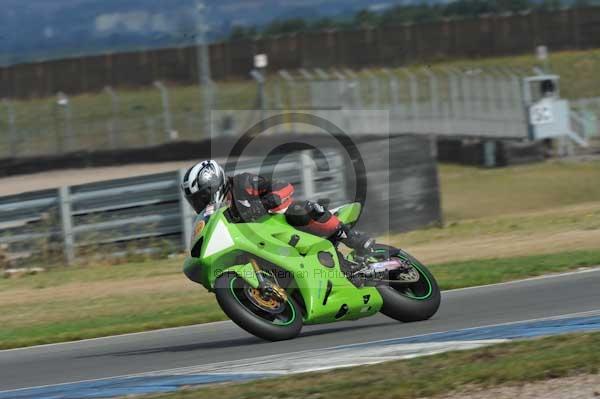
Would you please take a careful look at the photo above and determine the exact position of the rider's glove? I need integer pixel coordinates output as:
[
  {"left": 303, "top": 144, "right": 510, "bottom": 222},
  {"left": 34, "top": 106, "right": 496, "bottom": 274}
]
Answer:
[
  {"left": 306, "top": 201, "right": 326, "bottom": 218},
  {"left": 337, "top": 225, "right": 375, "bottom": 254}
]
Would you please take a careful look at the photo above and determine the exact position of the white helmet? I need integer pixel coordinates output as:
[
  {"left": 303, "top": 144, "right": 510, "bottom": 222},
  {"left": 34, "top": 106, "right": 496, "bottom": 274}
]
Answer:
[{"left": 181, "top": 160, "right": 227, "bottom": 213}]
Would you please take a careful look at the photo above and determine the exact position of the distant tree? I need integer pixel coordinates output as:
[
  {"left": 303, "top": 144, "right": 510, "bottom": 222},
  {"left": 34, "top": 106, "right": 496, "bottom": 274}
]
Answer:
[
  {"left": 407, "top": 4, "right": 444, "bottom": 23},
  {"left": 224, "top": 0, "right": 586, "bottom": 41},
  {"left": 380, "top": 4, "right": 443, "bottom": 26},
  {"left": 353, "top": 9, "right": 380, "bottom": 28},
  {"left": 229, "top": 26, "right": 257, "bottom": 41},
  {"left": 263, "top": 18, "right": 308, "bottom": 36},
  {"left": 310, "top": 17, "right": 339, "bottom": 30},
  {"left": 537, "top": 0, "right": 562, "bottom": 11},
  {"left": 573, "top": 0, "right": 591, "bottom": 6},
  {"left": 496, "top": 0, "right": 531, "bottom": 12},
  {"left": 443, "top": 0, "right": 497, "bottom": 17}
]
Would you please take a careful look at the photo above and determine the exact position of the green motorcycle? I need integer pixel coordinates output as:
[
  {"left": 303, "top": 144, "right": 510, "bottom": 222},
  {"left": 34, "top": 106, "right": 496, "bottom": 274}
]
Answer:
[{"left": 183, "top": 202, "right": 441, "bottom": 341}]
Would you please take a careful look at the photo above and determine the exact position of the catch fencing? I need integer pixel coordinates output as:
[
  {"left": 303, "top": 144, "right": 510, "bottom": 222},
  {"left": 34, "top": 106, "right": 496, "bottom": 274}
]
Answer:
[
  {"left": 268, "top": 67, "right": 529, "bottom": 139},
  {"left": 0, "top": 67, "right": 535, "bottom": 159},
  {"left": 571, "top": 97, "right": 600, "bottom": 140},
  {"left": 0, "top": 151, "right": 348, "bottom": 265},
  {"left": 2, "top": 66, "right": 598, "bottom": 166}
]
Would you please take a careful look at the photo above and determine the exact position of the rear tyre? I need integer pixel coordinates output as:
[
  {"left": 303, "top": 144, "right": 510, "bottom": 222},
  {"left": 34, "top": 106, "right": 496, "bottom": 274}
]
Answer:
[
  {"left": 215, "top": 272, "right": 302, "bottom": 341},
  {"left": 376, "top": 249, "right": 441, "bottom": 322}
]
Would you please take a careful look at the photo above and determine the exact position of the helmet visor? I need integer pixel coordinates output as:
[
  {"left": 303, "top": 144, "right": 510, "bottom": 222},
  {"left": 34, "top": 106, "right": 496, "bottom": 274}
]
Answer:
[{"left": 186, "top": 189, "right": 220, "bottom": 214}]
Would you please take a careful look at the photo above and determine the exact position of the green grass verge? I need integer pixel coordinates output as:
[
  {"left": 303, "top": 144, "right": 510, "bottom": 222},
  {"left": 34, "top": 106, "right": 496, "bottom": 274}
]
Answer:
[
  {"left": 429, "top": 250, "right": 600, "bottom": 290},
  {"left": 1, "top": 249, "right": 599, "bottom": 350},
  {"left": 0, "top": 300, "right": 225, "bottom": 350},
  {"left": 147, "top": 332, "right": 600, "bottom": 399},
  {"left": 438, "top": 162, "right": 600, "bottom": 221},
  {"left": 0, "top": 258, "right": 225, "bottom": 349},
  {"left": 0, "top": 257, "right": 181, "bottom": 291}
]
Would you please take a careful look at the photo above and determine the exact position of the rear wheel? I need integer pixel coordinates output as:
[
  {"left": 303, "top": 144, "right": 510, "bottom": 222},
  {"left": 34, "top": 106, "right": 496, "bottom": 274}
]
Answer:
[
  {"left": 376, "top": 249, "right": 441, "bottom": 322},
  {"left": 215, "top": 273, "right": 302, "bottom": 341}
]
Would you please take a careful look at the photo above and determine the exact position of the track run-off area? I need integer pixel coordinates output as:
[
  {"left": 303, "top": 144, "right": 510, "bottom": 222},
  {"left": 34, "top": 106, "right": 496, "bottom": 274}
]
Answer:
[{"left": 2, "top": 267, "right": 600, "bottom": 399}]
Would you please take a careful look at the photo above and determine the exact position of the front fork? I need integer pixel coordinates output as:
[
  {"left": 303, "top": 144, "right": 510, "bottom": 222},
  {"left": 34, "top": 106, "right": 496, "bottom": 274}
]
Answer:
[{"left": 250, "top": 259, "right": 288, "bottom": 302}]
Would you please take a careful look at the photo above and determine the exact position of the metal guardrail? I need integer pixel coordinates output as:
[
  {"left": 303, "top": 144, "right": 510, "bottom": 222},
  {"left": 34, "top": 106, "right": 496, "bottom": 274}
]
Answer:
[{"left": 0, "top": 151, "right": 347, "bottom": 265}]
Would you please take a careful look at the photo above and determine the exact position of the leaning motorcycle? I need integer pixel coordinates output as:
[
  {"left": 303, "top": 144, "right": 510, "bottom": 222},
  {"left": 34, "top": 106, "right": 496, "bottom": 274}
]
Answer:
[{"left": 183, "top": 201, "right": 441, "bottom": 341}]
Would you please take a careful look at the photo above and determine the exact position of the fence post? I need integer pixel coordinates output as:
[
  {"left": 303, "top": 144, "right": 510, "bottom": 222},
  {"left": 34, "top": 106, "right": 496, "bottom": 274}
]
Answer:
[
  {"left": 279, "top": 70, "right": 297, "bottom": 110},
  {"left": 178, "top": 169, "right": 194, "bottom": 252},
  {"left": 444, "top": 67, "right": 462, "bottom": 119},
  {"left": 510, "top": 72, "right": 524, "bottom": 138},
  {"left": 273, "top": 79, "right": 284, "bottom": 110},
  {"left": 347, "top": 71, "right": 363, "bottom": 109},
  {"left": 381, "top": 69, "right": 399, "bottom": 108},
  {"left": 460, "top": 73, "right": 474, "bottom": 134},
  {"left": 442, "top": 68, "right": 460, "bottom": 137},
  {"left": 472, "top": 71, "right": 486, "bottom": 136},
  {"left": 279, "top": 70, "right": 297, "bottom": 133},
  {"left": 56, "top": 92, "right": 75, "bottom": 153},
  {"left": 59, "top": 186, "right": 75, "bottom": 265},
  {"left": 3, "top": 99, "right": 17, "bottom": 156},
  {"left": 154, "top": 81, "right": 175, "bottom": 141},
  {"left": 250, "top": 70, "right": 266, "bottom": 133},
  {"left": 104, "top": 86, "right": 120, "bottom": 149},
  {"left": 331, "top": 68, "right": 347, "bottom": 93},
  {"left": 422, "top": 67, "right": 439, "bottom": 134},
  {"left": 298, "top": 68, "right": 316, "bottom": 107},
  {"left": 365, "top": 70, "right": 381, "bottom": 109},
  {"left": 422, "top": 67, "right": 439, "bottom": 117},
  {"left": 300, "top": 151, "right": 315, "bottom": 200},
  {"left": 298, "top": 68, "right": 314, "bottom": 80},
  {"left": 400, "top": 69, "right": 420, "bottom": 133},
  {"left": 144, "top": 117, "right": 158, "bottom": 146},
  {"left": 195, "top": 2, "right": 213, "bottom": 141},
  {"left": 331, "top": 69, "right": 353, "bottom": 135},
  {"left": 314, "top": 68, "right": 329, "bottom": 80},
  {"left": 483, "top": 140, "right": 497, "bottom": 167},
  {"left": 492, "top": 68, "right": 511, "bottom": 137}
]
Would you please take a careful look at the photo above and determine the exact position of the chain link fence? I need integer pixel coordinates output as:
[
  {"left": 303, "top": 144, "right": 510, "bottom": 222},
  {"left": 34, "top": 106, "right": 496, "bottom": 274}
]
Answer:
[{"left": 2, "top": 66, "right": 598, "bottom": 159}]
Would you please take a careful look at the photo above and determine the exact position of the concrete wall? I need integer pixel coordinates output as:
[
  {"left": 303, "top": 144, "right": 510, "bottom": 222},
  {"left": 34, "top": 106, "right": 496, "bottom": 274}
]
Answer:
[{"left": 355, "top": 135, "right": 442, "bottom": 235}]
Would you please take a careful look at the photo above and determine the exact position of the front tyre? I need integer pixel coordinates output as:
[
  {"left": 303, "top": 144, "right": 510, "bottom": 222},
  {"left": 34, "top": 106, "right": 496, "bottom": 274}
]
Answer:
[
  {"left": 376, "top": 250, "right": 441, "bottom": 322},
  {"left": 215, "top": 273, "right": 302, "bottom": 341}
]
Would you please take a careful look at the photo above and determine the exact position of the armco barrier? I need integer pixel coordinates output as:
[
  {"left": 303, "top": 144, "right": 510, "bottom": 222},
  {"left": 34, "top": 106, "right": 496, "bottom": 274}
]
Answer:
[
  {"left": 0, "top": 150, "right": 349, "bottom": 265},
  {"left": 0, "top": 136, "right": 441, "bottom": 265}
]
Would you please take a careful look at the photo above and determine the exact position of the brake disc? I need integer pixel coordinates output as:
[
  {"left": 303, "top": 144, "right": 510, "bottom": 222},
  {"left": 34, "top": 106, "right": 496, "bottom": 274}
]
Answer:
[
  {"left": 394, "top": 266, "right": 420, "bottom": 283},
  {"left": 245, "top": 287, "right": 286, "bottom": 314}
]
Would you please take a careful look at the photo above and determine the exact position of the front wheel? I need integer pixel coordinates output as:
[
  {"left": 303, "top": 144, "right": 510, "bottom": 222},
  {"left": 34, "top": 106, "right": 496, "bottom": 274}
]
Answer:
[
  {"left": 376, "top": 249, "right": 441, "bottom": 322},
  {"left": 215, "top": 272, "right": 302, "bottom": 341}
]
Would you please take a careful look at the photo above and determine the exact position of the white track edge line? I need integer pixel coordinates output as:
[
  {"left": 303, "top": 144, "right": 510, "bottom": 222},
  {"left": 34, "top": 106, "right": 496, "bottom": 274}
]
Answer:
[
  {"left": 2, "top": 265, "right": 599, "bottom": 354},
  {"left": 0, "top": 320, "right": 232, "bottom": 354},
  {"left": 443, "top": 265, "right": 600, "bottom": 294},
  {"left": 1, "top": 308, "right": 599, "bottom": 395}
]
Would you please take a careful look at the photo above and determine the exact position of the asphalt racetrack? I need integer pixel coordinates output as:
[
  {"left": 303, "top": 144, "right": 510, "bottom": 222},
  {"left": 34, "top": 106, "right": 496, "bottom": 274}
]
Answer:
[{"left": 2, "top": 268, "right": 600, "bottom": 395}]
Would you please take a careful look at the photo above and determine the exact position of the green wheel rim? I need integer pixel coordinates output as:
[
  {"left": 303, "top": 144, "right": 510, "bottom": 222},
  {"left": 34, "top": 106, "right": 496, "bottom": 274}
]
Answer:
[
  {"left": 396, "top": 254, "right": 433, "bottom": 300},
  {"left": 229, "top": 276, "right": 296, "bottom": 326},
  {"left": 374, "top": 249, "right": 433, "bottom": 300}
]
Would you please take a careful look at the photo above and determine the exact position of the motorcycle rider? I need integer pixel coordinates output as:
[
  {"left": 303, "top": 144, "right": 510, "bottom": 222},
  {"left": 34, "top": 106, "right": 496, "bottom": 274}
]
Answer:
[{"left": 181, "top": 160, "right": 375, "bottom": 253}]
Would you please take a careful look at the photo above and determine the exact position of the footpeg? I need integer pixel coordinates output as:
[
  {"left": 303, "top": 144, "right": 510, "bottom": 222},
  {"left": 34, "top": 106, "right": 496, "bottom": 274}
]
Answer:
[{"left": 355, "top": 258, "right": 420, "bottom": 283}]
